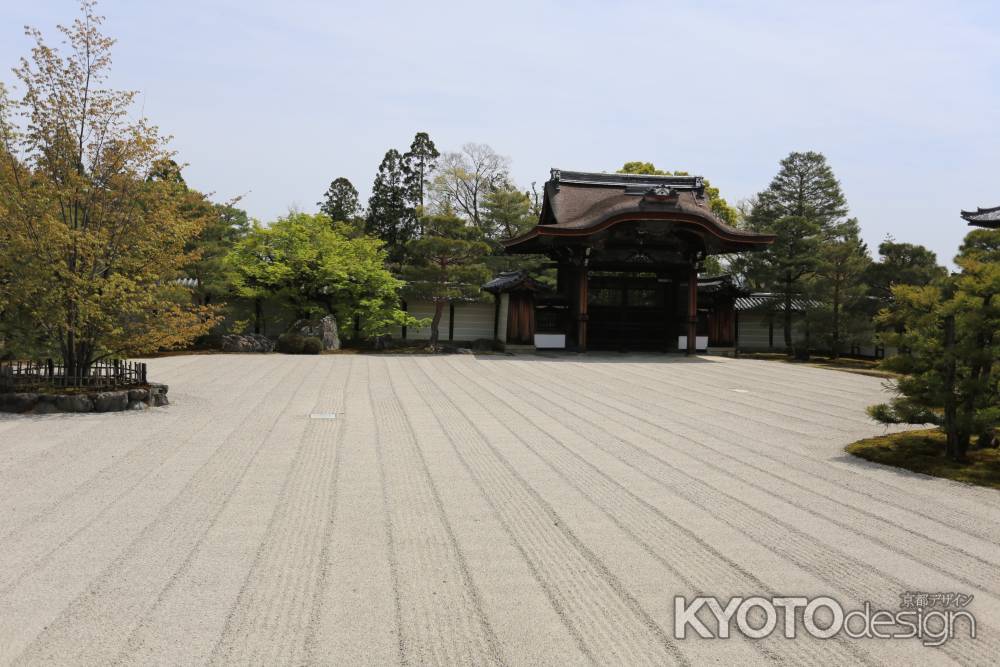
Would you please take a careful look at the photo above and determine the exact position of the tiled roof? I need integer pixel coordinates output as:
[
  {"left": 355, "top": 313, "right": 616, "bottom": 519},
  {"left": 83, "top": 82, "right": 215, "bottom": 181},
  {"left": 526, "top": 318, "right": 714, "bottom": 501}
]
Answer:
[
  {"left": 482, "top": 270, "right": 540, "bottom": 293},
  {"left": 504, "top": 169, "right": 775, "bottom": 254},
  {"left": 735, "top": 293, "right": 817, "bottom": 313},
  {"left": 960, "top": 205, "right": 1000, "bottom": 228}
]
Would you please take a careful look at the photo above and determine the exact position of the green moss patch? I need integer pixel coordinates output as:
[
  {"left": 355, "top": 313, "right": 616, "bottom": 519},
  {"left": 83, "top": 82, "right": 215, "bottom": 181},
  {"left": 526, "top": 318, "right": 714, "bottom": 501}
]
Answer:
[{"left": 847, "top": 428, "right": 1000, "bottom": 490}]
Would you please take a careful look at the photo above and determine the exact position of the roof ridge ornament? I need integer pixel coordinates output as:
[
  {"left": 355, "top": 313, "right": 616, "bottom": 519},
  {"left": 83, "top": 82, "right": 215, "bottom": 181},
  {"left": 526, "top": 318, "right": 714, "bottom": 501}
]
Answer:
[{"left": 643, "top": 185, "right": 680, "bottom": 203}]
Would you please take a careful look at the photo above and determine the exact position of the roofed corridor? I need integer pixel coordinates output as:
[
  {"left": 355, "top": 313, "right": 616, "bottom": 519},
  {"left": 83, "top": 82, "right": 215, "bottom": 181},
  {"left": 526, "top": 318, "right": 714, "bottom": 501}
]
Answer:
[{"left": 0, "top": 354, "right": 997, "bottom": 665}]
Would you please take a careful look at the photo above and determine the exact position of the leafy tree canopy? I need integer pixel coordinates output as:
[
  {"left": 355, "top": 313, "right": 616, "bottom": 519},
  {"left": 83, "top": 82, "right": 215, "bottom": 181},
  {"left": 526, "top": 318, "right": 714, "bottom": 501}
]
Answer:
[
  {"left": 227, "top": 212, "right": 411, "bottom": 337},
  {"left": 0, "top": 2, "right": 218, "bottom": 371}
]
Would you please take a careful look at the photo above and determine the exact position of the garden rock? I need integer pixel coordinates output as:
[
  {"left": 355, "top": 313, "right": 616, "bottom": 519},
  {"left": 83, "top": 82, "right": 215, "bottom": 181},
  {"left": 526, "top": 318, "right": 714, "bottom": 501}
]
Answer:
[
  {"left": 127, "top": 400, "right": 147, "bottom": 411},
  {"left": 0, "top": 393, "right": 39, "bottom": 413},
  {"left": 149, "top": 383, "right": 169, "bottom": 406},
  {"left": 221, "top": 334, "right": 275, "bottom": 353},
  {"left": 293, "top": 316, "right": 340, "bottom": 351},
  {"left": 94, "top": 391, "right": 129, "bottom": 412},
  {"left": 128, "top": 388, "right": 149, "bottom": 402},
  {"left": 56, "top": 394, "right": 93, "bottom": 413}
]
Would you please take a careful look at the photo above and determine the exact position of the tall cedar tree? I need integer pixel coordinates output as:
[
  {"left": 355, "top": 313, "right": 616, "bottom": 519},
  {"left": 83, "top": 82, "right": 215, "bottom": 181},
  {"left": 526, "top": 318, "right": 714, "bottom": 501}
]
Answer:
[
  {"left": 743, "top": 152, "right": 850, "bottom": 351},
  {"left": 402, "top": 213, "right": 491, "bottom": 347},
  {"left": 366, "top": 149, "right": 416, "bottom": 265},
  {"left": 0, "top": 2, "right": 218, "bottom": 373},
  {"left": 318, "top": 177, "right": 360, "bottom": 224},
  {"left": 402, "top": 132, "right": 439, "bottom": 210},
  {"left": 871, "top": 227, "right": 1000, "bottom": 460}
]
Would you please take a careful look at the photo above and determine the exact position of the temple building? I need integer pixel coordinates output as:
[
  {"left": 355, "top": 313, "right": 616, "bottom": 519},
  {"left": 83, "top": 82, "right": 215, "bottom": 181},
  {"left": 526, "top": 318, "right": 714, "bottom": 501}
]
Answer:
[
  {"left": 501, "top": 169, "right": 774, "bottom": 352},
  {"left": 961, "top": 205, "right": 1000, "bottom": 229}
]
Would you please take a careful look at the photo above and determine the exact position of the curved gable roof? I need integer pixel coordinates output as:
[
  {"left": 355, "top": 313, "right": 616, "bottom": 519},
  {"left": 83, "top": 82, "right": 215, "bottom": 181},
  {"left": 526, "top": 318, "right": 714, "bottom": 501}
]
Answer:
[{"left": 505, "top": 169, "right": 774, "bottom": 252}]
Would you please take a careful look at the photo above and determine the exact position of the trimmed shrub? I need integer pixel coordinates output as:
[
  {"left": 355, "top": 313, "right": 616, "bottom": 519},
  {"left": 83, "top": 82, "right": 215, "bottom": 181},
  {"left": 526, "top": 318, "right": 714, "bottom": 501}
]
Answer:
[
  {"left": 277, "top": 333, "right": 306, "bottom": 354},
  {"left": 301, "top": 336, "right": 323, "bottom": 355}
]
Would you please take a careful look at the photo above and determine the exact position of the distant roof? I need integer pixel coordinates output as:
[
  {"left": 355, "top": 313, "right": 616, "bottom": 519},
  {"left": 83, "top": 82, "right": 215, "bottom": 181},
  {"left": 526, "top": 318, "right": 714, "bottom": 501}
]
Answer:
[
  {"left": 505, "top": 168, "right": 774, "bottom": 254},
  {"left": 960, "top": 205, "right": 1000, "bottom": 228},
  {"left": 483, "top": 270, "right": 541, "bottom": 294},
  {"left": 735, "top": 293, "right": 818, "bottom": 313},
  {"left": 698, "top": 274, "right": 746, "bottom": 296}
]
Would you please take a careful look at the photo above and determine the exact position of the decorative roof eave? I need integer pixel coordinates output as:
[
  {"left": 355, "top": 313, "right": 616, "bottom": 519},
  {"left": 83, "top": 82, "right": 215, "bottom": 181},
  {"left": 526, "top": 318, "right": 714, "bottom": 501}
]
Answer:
[
  {"left": 960, "top": 205, "right": 1000, "bottom": 228},
  {"left": 503, "top": 210, "right": 776, "bottom": 252}
]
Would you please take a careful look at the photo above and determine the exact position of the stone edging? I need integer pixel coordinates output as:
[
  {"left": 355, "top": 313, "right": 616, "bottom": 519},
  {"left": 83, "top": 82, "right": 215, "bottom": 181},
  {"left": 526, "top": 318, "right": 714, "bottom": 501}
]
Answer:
[{"left": 0, "top": 383, "right": 169, "bottom": 414}]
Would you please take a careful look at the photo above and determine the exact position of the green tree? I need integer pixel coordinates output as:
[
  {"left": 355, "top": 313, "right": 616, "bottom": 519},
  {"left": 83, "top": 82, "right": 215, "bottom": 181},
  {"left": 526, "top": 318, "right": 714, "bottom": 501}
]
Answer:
[
  {"left": 741, "top": 151, "right": 850, "bottom": 351},
  {"left": 865, "top": 238, "right": 947, "bottom": 303},
  {"left": 402, "top": 132, "right": 439, "bottom": 210},
  {"left": 227, "top": 213, "right": 412, "bottom": 337},
  {"left": 318, "top": 177, "right": 360, "bottom": 225},
  {"left": 479, "top": 185, "right": 552, "bottom": 281},
  {"left": 366, "top": 149, "right": 415, "bottom": 265},
  {"left": 871, "top": 227, "right": 1000, "bottom": 460},
  {"left": 617, "top": 161, "right": 739, "bottom": 224},
  {"left": 0, "top": 3, "right": 217, "bottom": 373},
  {"left": 808, "top": 218, "right": 872, "bottom": 357},
  {"left": 481, "top": 185, "right": 535, "bottom": 241},
  {"left": 184, "top": 203, "right": 250, "bottom": 307},
  {"left": 402, "top": 213, "right": 491, "bottom": 347}
]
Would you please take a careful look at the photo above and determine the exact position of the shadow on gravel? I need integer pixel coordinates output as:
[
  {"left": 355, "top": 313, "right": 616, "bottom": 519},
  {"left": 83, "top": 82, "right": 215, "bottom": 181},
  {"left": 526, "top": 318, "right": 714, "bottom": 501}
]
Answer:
[{"left": 475, "top": 352, "right": 718, "bottom": 364}]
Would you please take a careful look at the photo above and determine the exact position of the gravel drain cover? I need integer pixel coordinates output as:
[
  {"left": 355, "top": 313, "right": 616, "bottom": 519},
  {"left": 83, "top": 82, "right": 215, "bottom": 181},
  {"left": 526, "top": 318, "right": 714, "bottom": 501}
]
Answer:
[{"left": 309, "top": 413, "right": 338, "bottom": 420}]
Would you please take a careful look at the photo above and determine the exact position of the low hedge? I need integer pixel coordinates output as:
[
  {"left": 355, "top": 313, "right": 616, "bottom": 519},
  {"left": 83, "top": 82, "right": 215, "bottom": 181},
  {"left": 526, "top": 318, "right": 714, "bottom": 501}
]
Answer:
[{"left": 277, "top": 333, "right": 323, "bottom": 355}]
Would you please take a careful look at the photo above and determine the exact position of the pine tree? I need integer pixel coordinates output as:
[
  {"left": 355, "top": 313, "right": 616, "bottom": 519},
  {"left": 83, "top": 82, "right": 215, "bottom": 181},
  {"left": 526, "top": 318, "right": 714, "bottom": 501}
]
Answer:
[
  {"left": 402, "top": 213, "right": 491, "bottom": 347},
  {"left": 870, "top": 227, "right": 1000, "bottom": 460},
  {"left": 366, "top": 149, "right": 416, "bottom": 265},
  {"left": 809, "top": 218, "right": 872, "bottom": 357},
  {"left": 744, "top": 151, "right": 850, "bottom": 351}
]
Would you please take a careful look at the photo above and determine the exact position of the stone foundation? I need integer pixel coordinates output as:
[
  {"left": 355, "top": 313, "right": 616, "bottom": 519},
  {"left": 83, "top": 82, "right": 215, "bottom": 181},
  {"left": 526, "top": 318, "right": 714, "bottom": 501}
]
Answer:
[{"left": 0, "top": 383, "right": 168, "bottom": 414}]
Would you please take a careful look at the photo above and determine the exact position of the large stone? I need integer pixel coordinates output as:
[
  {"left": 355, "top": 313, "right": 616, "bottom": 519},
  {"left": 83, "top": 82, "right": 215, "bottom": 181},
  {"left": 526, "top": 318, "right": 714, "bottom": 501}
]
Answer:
[
  {"left": 221, "top": 334, "right": 275, "bottom": 353},
  {"left": 126, "top": 400, "right": 147, "bottom": 411},
  {"left": 33, "top": 401, "right": 61, "bottom": 414},
  {"left": 149, "top": 383, "right": 169, "bottom": 407},
  {"left": 55, "top": 394, "right": 93, "bottom": 413},
  {"left": 94, "top": 391, "right": 129, "bottom": 412},
  {"left": 292, "top": 316, "right": 340, "bottom": 351},
  {"left": 0, "top": 392, "right": 39, "bottom": 413},
  {"left": 128, "top": 388, "right": 149, "bottom": 402}
]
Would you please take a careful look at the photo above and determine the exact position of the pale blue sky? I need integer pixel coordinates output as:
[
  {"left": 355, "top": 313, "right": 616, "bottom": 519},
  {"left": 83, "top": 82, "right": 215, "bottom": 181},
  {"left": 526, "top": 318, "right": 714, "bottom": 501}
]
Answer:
[{"left": 3, "top": 1, "right": 998, "bottom": 265}]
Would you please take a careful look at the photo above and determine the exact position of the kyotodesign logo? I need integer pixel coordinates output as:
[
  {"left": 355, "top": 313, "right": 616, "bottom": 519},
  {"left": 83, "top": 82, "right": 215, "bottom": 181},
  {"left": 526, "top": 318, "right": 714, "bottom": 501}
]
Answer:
[{"left": 674, "top": 593, "right": 976, "bottom": 647}]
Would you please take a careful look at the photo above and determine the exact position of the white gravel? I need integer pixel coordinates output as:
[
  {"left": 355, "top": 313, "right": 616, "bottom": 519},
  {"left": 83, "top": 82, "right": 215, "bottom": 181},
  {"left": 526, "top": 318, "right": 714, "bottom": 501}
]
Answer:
[{"left": 0, "top": 353, "right": 996, "bottom": 665}]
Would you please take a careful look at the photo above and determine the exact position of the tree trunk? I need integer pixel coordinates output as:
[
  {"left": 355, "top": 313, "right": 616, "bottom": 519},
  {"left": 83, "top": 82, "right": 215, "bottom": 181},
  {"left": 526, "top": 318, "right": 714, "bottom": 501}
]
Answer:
[
  {"left": 429, "top": 301, "right": 445, "bottom": 347},
  {"left": 783, "top": 273, "right": 793, "bottom": 353},
  {"left": 831, "top": 283, "right": 841, "bottom": 359},
  {"left": 942, "top": 315, "right": 966, "bottom": 461},
  {"left": 253, "top": 298, "right": 263, "bottom": 335}
]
